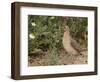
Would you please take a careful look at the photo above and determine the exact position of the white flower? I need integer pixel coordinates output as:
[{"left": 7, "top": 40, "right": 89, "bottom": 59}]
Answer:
[
  {"left": 31, "top": 22, "right": 36, "bottom": 26},
  {"left": 50, "top": 16, "right": 55, "bottom": 19},
  {"left": 29, "top": 33, "right": 35, "bottom": 39}
]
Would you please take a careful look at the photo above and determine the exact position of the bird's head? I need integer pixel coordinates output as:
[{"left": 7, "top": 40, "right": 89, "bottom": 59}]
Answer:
[{"left": 64, "top": 26, "right": 70, "bottom": 33}]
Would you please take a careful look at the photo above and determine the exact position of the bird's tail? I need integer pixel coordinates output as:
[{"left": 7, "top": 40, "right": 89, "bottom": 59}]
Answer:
[{"left": 80, "top": 48, "right": 87, "bottom": 56}]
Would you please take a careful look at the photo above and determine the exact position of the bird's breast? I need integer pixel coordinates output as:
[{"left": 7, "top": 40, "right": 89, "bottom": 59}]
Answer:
[{"left": 62, "top": 32, "right": 78, "bottom": 55}]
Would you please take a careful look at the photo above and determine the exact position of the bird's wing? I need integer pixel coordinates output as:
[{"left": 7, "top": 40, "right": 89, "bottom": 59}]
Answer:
[{"left": 70, "top": 37, "right": 81, "bottom": 52}]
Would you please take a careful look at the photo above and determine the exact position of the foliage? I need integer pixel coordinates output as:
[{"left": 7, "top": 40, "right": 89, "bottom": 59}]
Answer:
[{"left": 28, "top": 15, "right": 87, "bottom": 56}]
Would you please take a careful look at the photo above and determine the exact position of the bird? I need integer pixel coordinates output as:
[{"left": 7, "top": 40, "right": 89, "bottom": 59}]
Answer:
[{"left": 62, "top": 26, "right": 87, "bottom": 55}]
